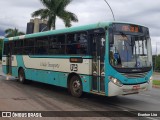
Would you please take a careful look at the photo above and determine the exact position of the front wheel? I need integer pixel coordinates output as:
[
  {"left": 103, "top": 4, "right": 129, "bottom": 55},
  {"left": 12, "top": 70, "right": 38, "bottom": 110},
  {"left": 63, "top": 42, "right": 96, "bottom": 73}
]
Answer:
[
  {"left": 69, "top": 76, "right": 83, "bottom": 97},
  {"left": 18, "top": 69, "right": 26, "bottom": 84}
]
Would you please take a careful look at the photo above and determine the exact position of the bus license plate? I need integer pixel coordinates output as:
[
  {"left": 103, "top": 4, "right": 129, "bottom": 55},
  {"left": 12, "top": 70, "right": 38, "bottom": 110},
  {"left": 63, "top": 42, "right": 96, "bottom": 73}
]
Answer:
[{"left": 132, "top": 85, "right": 140, "bottom": 90}]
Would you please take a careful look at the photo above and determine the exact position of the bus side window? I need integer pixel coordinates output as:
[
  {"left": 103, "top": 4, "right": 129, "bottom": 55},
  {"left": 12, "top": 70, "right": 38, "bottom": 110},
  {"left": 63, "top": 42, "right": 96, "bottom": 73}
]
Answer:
[
  {"left": 77, "top": 32, "right": 88, "bottom": 54},
  {"left": 35, "top": 37, "right": 48, "bottom": 55},
  {"left": 48, "top": 35, "right": 65, "bottom": 55},
  {"left": 3, "top": 42, "right": 9, "bottom": 55},
  {"left": 14, "top": 40, "right": 24, "bottom": 55},
  {"left": 24, "top": 39, "right": 35, "bottom": 55},
  {"left": 66, "top": 32, "right": 88, "bottom": 55},
  {"left": 57, "top": 35, "right": 65, "bottom": 54},
  {"left": 66, "top": 34, "right": 77, "bottom": 54}
]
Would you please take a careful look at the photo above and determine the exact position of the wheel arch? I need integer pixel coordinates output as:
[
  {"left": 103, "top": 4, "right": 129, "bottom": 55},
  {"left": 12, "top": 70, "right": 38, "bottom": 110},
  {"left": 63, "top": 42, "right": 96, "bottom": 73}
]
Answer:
[{"left": 18, "top": 67, "right": 24, "bottom": 74}]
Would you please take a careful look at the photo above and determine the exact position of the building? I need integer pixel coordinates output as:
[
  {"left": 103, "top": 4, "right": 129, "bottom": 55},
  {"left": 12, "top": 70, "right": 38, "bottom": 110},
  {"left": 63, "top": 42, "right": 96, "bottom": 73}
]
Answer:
[{"left": 26, "top": 18, "right": 49, "bottom": 34}]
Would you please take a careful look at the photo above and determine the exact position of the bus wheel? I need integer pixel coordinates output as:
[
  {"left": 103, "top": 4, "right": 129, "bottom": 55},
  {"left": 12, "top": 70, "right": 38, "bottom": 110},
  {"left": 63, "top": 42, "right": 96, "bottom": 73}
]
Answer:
[
  {"left": 18, "top": 69, "right": 26, "bottom": 84},
  {"left": 69, "top": 76, "right": 83, "bottom": 97}
]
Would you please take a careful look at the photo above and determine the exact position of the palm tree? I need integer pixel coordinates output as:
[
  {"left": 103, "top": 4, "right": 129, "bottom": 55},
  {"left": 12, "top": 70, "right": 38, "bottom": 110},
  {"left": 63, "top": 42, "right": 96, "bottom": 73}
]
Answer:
[
  {"left": 5, "top": 28, "right": 25, "bottom": 37},
  {"left": 31, "top": 0, "right": 78, "bottom": 30}
]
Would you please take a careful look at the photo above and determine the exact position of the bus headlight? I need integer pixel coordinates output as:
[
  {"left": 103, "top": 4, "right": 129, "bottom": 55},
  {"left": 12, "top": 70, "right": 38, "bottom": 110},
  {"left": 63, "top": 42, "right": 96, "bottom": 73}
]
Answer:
[
  {"left": 148, "top": 76, "right": 152, "bottom": 83},
  {"left": 109, "top": 76, "right": 123, "bottom": 87}
]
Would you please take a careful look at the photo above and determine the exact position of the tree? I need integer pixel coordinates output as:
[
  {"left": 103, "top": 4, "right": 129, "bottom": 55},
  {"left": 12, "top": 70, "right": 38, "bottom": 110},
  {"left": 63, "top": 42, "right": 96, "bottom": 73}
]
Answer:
[
  {"left": 153, "top": 55, "right": 160, "bottom": 72},
  {"left": 5, "top": 28, "right": 25, "bottom": 38},
  {"left": 31, "top": 0, "right": 78, "bottom": 30}
]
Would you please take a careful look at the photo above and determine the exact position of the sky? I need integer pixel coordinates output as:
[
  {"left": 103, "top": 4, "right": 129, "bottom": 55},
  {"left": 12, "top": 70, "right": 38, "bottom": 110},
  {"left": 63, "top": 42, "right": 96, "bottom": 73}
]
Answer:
[{"left": 0, "top": 0, "right": 160, "bottom": 54}]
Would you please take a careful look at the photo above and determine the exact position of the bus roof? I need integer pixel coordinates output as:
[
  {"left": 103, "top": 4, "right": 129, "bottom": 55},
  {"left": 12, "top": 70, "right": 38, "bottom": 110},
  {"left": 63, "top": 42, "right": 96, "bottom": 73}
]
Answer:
[{"left": 4, "top": 21, "right": 147, "bottom": 41}]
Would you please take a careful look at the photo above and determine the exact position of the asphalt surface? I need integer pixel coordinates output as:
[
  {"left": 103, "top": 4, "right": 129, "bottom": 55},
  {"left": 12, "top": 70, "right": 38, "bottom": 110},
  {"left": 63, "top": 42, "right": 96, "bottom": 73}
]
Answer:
[{"left": 0, "top": 69, "right": 160, "bottom": 120}]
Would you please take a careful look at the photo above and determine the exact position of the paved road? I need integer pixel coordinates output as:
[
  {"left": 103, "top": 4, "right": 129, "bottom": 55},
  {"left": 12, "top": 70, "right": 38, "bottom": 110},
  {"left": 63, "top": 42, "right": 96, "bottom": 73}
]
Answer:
[{"left": 0, "top": 76, "right": 160, "bottom": 120}]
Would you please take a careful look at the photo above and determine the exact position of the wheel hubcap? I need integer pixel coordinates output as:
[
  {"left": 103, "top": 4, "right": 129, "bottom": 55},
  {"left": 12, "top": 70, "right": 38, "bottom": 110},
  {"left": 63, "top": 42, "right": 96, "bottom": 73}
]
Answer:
[{"left": 73, "top": 80, "right": 81, "bottom": 93}]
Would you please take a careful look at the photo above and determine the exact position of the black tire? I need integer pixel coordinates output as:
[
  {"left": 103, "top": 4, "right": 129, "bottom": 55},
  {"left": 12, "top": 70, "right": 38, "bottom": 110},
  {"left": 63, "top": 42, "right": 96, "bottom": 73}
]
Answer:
[
  {"left": 69, "top": 76, "right": 83, "bottom": 97},
  {"left": 18, "top": 69, "right": 26, "bottom": 84}
]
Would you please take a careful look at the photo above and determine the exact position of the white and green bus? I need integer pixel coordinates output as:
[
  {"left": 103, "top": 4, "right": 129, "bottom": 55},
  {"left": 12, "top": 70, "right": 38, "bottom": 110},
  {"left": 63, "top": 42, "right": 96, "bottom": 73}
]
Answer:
[{"left": 2, "top": 22, "right": 153, "bottom": 97}]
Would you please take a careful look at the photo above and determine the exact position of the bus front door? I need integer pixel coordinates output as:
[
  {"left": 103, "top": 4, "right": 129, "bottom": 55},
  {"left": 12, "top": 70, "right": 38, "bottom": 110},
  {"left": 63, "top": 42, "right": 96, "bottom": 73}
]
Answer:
[
  {"left": 7, "top": 54, "right": 12, "bottom": 74},
  {"left": 92, "top": 33, "right": 105, "bottom": 93}
]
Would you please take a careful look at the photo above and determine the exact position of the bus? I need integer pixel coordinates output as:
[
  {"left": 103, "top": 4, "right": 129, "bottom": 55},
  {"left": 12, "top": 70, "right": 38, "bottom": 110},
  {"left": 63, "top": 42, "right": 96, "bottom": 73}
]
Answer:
[{"left": 2, "top": 22, "right": 153, "bottom": 97}]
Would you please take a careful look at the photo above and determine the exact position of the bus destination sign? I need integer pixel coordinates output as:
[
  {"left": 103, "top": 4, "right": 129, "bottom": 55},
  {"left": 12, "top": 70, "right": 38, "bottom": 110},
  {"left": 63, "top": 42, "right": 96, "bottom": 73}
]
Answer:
[{"left": 114, "top": 24, "right": 141, "bottom": 33}]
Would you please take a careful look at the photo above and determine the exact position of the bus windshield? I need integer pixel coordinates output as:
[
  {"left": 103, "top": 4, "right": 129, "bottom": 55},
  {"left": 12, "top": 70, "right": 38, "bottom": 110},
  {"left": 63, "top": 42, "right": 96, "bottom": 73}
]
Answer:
[{"left": 110, "top": 33, "right": 152, "bottom": 69}]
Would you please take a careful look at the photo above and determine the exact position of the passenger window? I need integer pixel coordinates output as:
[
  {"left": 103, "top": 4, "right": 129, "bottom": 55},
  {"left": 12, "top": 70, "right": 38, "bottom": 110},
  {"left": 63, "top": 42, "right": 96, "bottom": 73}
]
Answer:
[
  {"left": 3, "top": 42, "right": 9, "bottom": 55},
  {"left": 35, "top": 37, "right": 49, "bottom": 55},
  {"left": 66, "top": 32, "right": 88, "bottom": 55},
  {"left": 24, "top": 39, "right": 35, "bottom": 55},
  {"left": 14, "top": 40, "right": 23, "bottom": 55},
  {"left": 48, "top": 35, "right": 65, "bottom": 55}
]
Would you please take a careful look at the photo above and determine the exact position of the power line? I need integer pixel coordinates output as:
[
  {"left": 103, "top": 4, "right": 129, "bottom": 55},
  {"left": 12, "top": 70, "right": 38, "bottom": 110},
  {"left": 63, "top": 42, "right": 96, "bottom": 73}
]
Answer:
[{"left": 103, "top": 0, "right": 115, "bottom": 21}]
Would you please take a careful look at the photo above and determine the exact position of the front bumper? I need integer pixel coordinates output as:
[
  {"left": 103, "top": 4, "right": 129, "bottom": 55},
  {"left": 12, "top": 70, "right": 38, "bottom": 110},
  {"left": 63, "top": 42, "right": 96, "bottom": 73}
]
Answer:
[{"left": 108, "top": 81, "right": 152, "bottom": 96}]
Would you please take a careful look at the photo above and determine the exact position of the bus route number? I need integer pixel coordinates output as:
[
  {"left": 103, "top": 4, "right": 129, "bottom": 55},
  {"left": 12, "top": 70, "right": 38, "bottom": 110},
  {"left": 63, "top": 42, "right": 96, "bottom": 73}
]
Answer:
[{"left": 70, "top": 64, "right": 78, "bottom": 72}]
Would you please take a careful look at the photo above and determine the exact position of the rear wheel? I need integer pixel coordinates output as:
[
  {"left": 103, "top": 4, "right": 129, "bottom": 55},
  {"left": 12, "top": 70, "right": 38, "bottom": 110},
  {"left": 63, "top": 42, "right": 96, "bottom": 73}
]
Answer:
[
  {"left": 69, "top": 76, "right": 83, "bottom": 97},
  {"left": 18, "top": 69, "right": 26, "bottom": 84}
]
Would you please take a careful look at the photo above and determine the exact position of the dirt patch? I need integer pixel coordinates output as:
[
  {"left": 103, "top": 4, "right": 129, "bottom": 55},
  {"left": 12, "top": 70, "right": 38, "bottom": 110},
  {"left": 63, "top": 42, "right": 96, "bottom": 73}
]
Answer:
[{"left": 153, "top": 85, "right": 160, "bottom": 89}]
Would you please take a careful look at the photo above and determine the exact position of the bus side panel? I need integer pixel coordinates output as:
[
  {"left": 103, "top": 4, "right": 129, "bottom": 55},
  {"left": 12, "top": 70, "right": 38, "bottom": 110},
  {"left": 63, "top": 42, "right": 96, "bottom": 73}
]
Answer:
[
  {"left": 80, "top": 75, "right": 91, "bottom": 92},
  {"left": 15, "top": 55, "right": 91, "bottom": 93},
  {"left": 11, "top": 55, "right": 18, "bottom": 77},
  {"left": 16, "top": 55, "right": 25, "bottom": 68},
  {"left": 16, "top": 55, "right": 28, "bottom": 78},
  {"left": 15, "top": 55, "right": 66, "bottom": 87},
  {"left": 24, "top": 69, "right": 34, "bottom": 80},
  {"left": 2, "top": 57, "right": 8, "bottom": 74},
  {"left": 58, "top": 72, "right": 68, "bottom": 87},
  {"left": 2, "top": 65, "right": 7, "bottom": 74},
  {"left": 24, "top": 68, "right": 63, "bottom": 87},
  {"left": 22, "top": 68, "right": 91, "bottom": 93},
  {"left": 44, "top": 70, "right": 59, "bottom": 85},
  {"left": 22, "top": 55, "right": 92, "bottom": 92},
  {"left": 12, "top": 66, "right": 18, "bottom": 77}
]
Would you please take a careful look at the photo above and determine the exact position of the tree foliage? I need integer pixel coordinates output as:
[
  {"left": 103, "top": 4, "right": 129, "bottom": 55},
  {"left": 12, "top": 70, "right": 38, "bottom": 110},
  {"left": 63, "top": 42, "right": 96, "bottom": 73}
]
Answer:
[
  {"left": 153, "top": 55, "right": 160, "bottom": 71},
  {"left": 5, "top": 28, "right": 25, "bottom": 38},
  {"left": 32, "top": 0, "right": 78, "bottom": 30}
]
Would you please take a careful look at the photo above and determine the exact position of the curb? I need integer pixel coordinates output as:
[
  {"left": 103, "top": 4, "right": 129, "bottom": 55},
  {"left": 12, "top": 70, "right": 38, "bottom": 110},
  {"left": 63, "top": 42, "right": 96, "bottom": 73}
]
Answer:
[{"left": 152, "top": 85, "right": 160, "bottom": 89}]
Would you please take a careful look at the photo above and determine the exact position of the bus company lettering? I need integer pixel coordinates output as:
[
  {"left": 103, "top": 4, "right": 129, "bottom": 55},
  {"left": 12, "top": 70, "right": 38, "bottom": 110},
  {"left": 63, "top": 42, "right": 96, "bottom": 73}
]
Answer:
[
  {"left": 40, "top": 62, "right": 60, "bottom": 69},
  {"left": 40, "top": 62, "right": 47, "bottom": 67},
  {"left": 48, "top": 63, "right": 60, "bottom": 69}
]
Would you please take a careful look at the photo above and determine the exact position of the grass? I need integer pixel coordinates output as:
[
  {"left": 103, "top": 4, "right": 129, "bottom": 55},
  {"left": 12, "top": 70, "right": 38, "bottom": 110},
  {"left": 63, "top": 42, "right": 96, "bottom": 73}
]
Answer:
[{"left": 153, "top": 80, "right": 160, "bottom": 86}]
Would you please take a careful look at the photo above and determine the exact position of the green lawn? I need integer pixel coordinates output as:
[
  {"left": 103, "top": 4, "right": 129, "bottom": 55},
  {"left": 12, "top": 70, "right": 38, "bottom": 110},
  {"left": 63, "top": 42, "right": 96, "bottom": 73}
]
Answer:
[{"left": 153, "top": 80, "right": 160, "bottom": 86}]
